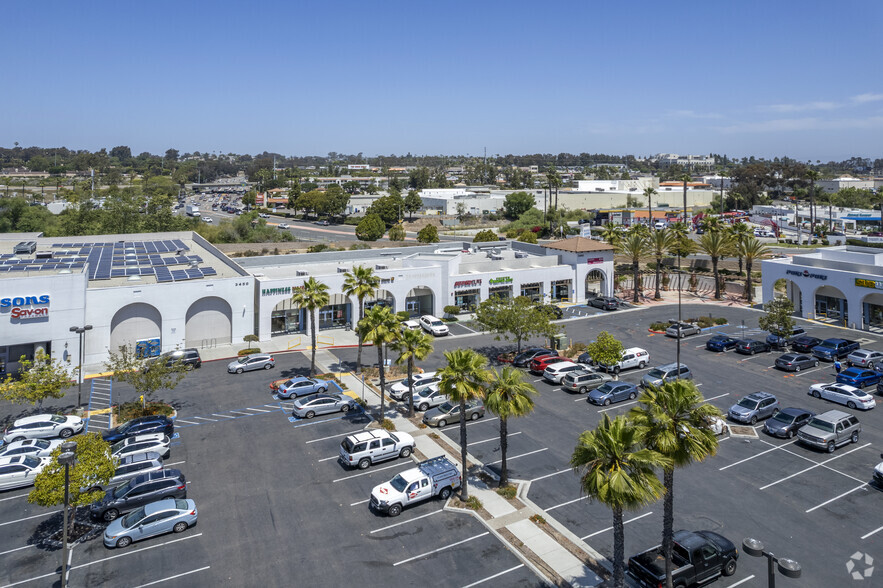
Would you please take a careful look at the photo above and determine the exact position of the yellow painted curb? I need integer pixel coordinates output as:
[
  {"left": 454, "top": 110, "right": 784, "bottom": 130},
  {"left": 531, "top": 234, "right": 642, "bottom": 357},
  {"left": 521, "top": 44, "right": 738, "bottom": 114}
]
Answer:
[{"left": 88, "top": 408, "right": 113, "bottom": 416}]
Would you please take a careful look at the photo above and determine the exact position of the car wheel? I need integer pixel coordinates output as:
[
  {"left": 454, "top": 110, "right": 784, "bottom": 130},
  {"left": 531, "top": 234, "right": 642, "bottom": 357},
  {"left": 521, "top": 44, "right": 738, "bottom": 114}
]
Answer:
[
  {"left": 264, "top": 363, "right": 272, "bottom": 370},
  {"left": 185, "top": 364, "right": 194, "bottom": 371},
  {"left": 629, "top": 392, "right": 637, "bottom": 400},
  {"left": 305, "top": 411, "right": 316, "bottom": 419},
  {"left": 579, "top": 386, "right": 587, "bottom": 394},
  {"left": 59, "top": 428, "right": 72, "bottom": 439},
  {"left": 358, "top": 458, "right": 371, "bottom": 470},
  {"left": 869, "top": 362, "right": 875, "bottom": 369},
  {"left": 173, "top": 522, "right": 188, "bottom": 533},
  {"left": 613, "top": 366, "right": 621, "bottom": 374},
  {"left": 400, "top": 446, "right": 412, "bottom": 458},
  {"left": 439, "top": 486, "right": 452, "bottom": 500},
  {"left": 813, "top": 390, "right": 821, "bottom": 398},
  {"left": 418, "top": 403, "right": 429, "bottom": 411},
  {"left": 851, "top": 431, "right": 859, "bottom": 443},
  {"left": 388, "top": 504, "right": 402, "bottom": 517},
  {"left": 814, "top": 361, "right": 819, "bottom": 367},
  {"left": 437, "top": 419, "right": 447, "bottom": 428},
  {"left": 750, "top": 415, "right": 757, "bottom": 425},
  {"left": 236, "top": 368, "right": 243, "bottom": 374},
  {"left": 722, "top": 558, "right": 737, "bottom": 577},
  {"left": 115, "top": 536, "right": 132, "bottom": 548},
  {"left": 827, "top": 441, "right": 836, "bottom": 453},
  {"left": 847, "top": 402, "right": 856, "bottom": 409},
  {"left": 795, "top": 365, "right": 801, "bottom": 372},
  {"left": 341, "top": 404, "right": 350, "bottom": 413},
  {"left": 638, "top": 362, "right": 646, "bottom": 369},
  {"left": 470, "top": 412, "right": 480, "bottom": 421},
  {"left": 750, "top": 349, "right": 756, "bottom": 355},
  {"left": 603, "top": 398, "right": 611, "bottom": 406},
  {"left": 786, "top": 429, "right": 794, "bottom": 439},
  {"left": 103, "top": 509, "right": 119, "bottom": 522},
  {"left": 771, "top": 408, "right": 779, "bottom": 417}
]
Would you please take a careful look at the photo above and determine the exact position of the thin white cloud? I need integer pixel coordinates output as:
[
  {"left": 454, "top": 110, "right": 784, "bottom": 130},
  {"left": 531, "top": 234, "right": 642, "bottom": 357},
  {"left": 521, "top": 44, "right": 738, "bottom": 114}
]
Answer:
[
  {"left": 714, "top": 116, "right": 883, "bottom": 134},
  {"left": 852, "top": 93, "right": 883, "bottom": 104},
  {"left": 763, "top": 101, "right": 839, "bottom": 113},
  {"left": 666, "top": 110, "right": 723, "bottom": 120}
]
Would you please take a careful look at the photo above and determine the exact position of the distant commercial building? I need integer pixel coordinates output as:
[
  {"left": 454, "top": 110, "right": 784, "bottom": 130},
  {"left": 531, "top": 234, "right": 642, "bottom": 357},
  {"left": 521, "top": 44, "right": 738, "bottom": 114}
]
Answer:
[
  {"left": 653, "top": 154, "right": 715, "bottom": 170},
  {"left": 817, "top": 177, "right": 875, "bottom": 193},
  {"left": 417, "top": 188, "right": 506, "bottom": 215}
]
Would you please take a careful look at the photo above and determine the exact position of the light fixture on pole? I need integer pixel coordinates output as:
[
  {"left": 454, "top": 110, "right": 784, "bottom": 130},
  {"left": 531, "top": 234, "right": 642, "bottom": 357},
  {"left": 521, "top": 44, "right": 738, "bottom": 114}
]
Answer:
[
  {"left": 58, "top": 441, "right": 78, "bottom": 588},
  {"left": 69, "top": 325, "right": 92, "bottom": 408},
  {"left": 742, "top": 537, "right": 802, "bottom": 588}
]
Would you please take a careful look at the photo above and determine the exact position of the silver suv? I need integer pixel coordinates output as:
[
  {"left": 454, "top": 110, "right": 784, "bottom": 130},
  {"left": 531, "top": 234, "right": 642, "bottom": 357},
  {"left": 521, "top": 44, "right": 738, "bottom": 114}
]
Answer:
[
  {"left": 641, "top": 363, "right": 693, "bottom": 388},
  {"left": 797, "top": 410, "right": 861, "bottom": 453},
  {"left": 728, "top": 391, "right": 780, "bottom": 425}
]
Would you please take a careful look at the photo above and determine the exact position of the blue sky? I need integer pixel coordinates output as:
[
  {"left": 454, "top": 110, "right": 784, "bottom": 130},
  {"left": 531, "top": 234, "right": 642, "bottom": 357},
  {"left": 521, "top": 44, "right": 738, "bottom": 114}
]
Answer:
[{"left": 3, "top": 1, "right": 881, "bottom": 161}]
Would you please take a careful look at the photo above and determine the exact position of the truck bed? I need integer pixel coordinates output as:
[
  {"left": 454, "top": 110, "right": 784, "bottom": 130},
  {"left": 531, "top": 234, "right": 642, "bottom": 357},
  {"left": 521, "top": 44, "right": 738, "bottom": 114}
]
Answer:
[{"left": 629, "top": 549, "right": 688, "bottom": 582}]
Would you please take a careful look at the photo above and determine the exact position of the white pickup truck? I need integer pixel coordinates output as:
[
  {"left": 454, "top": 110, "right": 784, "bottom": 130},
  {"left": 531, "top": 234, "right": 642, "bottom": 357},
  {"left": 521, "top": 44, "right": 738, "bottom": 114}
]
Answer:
[{"left": 370, "top": 456, "right": 461, "bottom": 516}]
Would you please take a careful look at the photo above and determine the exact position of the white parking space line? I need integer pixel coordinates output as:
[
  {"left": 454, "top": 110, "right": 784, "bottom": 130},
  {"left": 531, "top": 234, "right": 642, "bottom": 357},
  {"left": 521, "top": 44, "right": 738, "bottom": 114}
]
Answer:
[
  {"left": 130, "top": 566, "right": 211, "bottom": 588},
  {"left": 69, "top": 533, "right": 202, "bottom": 573},
  {"left": 350, "top": 498, "right": 370, "bottom": 507},
  {"left": 703, "top": 392, "right": 729, "bottom": 402},
  {"left": 0, "top": 511, "right": 59, "bottom": 527},
  {"left": 245, "top": 407, "right": 271, "bottom": 413},
  {"left": 0, "top": 544, "right": 36, "bottom": 557},
  {"left": 725, "top": 575, "right": 756, "bottom": 588},
  {"left": 759, "top": 443, "right": 871, "bottom": 490},
  {"left": 332, "top": 461, "right": 402, "bottom": 483},
  {"left": 370, "top": 508, "right": 444, "bottom": 533},
  {"left": 719, "top": 440, "right": 798, "bottom": 470},
  {"left": 487, "top": 448, "right": 547, "bottom": 465},
  {"left": 530, "top": 468, "right": 571, "bottom": 482},
  {"left": 532, "top": 378, "right": 544, "bottom": 383},
  {"left": 165, "top": 461, "right": 186, "bottom": 467},
  {"left": 393, "top": 532, "right": 489, "bottom": 566},
  {"left": 471, "top": 432, "right": 521, "bottom": 446},
  {"left": 318, "top": 455, "right": 339, "bottom": 462},
  {"left": 211, "top": 414, "right": 235, "bottom": 419},
  {"left": 598, "top": 400, "right": 638, "bottom": 413},
  {"left": 546, "top": 496, "right": 587, "bottom": 512},
  {"left": 191, "top": 416, "right": 218, "bottom": 422},
  {"left": 461, "top": 564, "right": 525, "bottom": 588},
  {"left": 174, "top": 419, "right": 200, "bottom": 425},
  {"left": 0, "top": 493, "right": 29, "bottom": 503},
  {"left": 263, "top": 404, "right": 280, "bottom": 408},
  {"left": 806, "top": 483, "right": 869, "bottom": 513},
  {"left": 440, "top": 417, "right": 498, "bottom": 433},
  {"left": 228, "top": 411, "right": 254, "bottom": 416},
  {"left": 738, "top": 355, "right": 771, "bottom": 362},
  {"left": 306, "top": 431, "right": 354, "bottom": 444},
  {"left": 757, "top": 440, "right": 866, "bottom": 484},
  {"left": 861, "top": 525, "right": 883, "bottom": 540},
  {"left": 581, "top": 511, "right": 653, "bottom": 540}
]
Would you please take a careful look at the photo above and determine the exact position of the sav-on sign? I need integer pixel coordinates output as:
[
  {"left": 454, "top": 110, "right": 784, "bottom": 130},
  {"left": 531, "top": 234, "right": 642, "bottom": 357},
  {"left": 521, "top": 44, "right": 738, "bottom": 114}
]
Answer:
[{"left": 1, "top": 294, "right": 50, "bottom": 320}]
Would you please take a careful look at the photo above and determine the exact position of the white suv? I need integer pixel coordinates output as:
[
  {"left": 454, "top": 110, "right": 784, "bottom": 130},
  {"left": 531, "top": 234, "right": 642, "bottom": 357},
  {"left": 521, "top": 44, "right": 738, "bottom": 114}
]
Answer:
[
  {"left": 339, "top": 430, "right": 415, "bottom": 470},
  {"left": 390, "top": 372, "right": 441, "bottom": 401},
  {"left": 598, "top": 347, "right": 650, "bottom": 374},
  {"left": 420, "top": 315, "right": 449, "bottom": 336}
]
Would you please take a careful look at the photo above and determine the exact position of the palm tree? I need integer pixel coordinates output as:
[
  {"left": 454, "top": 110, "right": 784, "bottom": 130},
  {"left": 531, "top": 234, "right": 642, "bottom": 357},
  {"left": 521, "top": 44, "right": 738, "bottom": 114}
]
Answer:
[
  {"left": 643, "top": 187, "right": 657, "bottom": 230},
  {"left": 629, "top": 381, "right": 721, "bottom": 588},
  {"left": 599, "top": 222, "right": 623, "bottom": 247},
  {"left": 342, "top": 265, "right": 380, "bottom": 374},
  {"left": 617, "top": 229, "right": 651, "bottom": 303},
  {"left": 359, "top": 305, "right": 400, "bottom": 418},
  {"left": 484, "top": 367, "right": 536, "bottom": 487},
  {"left": 805, "top": 169, "right": 820, "bottom": 238},
  {"left": 726, "top": 222, "right": 753, "bottom": 275},
  {"left": 290, "top": 277, "right": 329, "bottom": 376},
  {"left": 697, "top": 215, "right": 723, "bottom": 234},
  {"left": 391, "top": 328, "right": 434, "bottom": 417},
  {"left": 438, "top": 349, "right": 492, "bottom": 500},
  {"left": 739, "top": 236, "right": 771, "bottom": 305},
  {"left": 649, "top": 229, "right": 674, "bottom": 300},
  {"left": 697, "top": 231, "right": 732, "bottom": 300},
  {"left": 571, "top": 414, "right": 670, "bottom": 588}
]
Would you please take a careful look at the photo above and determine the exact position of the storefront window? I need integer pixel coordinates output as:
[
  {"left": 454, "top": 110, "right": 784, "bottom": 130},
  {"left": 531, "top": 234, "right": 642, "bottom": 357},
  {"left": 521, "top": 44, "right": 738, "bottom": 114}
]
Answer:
[
  {"left": 455, "top": 289, "right": 480, "bottom": 311},
  {"left": 271, "top": 310, "right": 302, "bottom": 336},
  {"left": 867, "top": 303, "right": 883, "bottom": 327},
  {"left": 489, "top": 286, "right": 512, "bottom": 300},
  {"left": 815, "top": 295, "right": 847, "bottom": 321},
  {"left": 552, "top": 280, "right": 572, "bottom": 302},
  {"left": 521, "top": 283, "right": 542, "bottom": 302},
  {"left": 319, "top": 304, "right": 350, "bottom": 329}
]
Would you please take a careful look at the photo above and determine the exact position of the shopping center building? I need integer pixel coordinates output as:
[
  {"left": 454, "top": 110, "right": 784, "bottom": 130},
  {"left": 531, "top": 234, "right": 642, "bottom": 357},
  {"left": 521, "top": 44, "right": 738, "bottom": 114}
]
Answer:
[{"left": 761, "top": 245, "right": 883, "bottom": 331}]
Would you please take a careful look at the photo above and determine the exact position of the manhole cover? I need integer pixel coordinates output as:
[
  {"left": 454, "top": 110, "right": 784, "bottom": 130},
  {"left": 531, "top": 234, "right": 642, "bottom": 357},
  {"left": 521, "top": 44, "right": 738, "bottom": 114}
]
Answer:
[{"left": 729, "top": 425, "right": 759, "bottom": 438}]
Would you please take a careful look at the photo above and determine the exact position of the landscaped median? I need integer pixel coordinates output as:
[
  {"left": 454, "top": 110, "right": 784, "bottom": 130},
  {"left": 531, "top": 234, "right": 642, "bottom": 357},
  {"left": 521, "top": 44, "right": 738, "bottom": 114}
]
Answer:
[{"left": 649, "top": 315, "right": 728, "bottom": 334}]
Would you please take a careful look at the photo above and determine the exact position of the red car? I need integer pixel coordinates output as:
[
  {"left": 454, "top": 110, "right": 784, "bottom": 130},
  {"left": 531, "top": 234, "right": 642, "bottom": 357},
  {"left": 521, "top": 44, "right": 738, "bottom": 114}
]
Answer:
[{"left": 530, "top": 355, "right": 568, "bottom": 374}]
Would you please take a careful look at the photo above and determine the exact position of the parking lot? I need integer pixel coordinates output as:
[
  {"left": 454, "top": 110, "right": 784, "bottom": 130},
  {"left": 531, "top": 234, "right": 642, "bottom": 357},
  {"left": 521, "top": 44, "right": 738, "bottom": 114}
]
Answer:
[{"left": 1, "top": 303, "right": 880, "bottom": 587}]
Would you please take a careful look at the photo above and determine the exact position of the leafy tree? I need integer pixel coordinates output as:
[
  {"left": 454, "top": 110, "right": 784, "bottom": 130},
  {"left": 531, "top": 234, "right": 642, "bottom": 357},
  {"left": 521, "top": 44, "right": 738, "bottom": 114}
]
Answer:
[
  {"left": 617, "top": 229, "right": 651, "bottom": 303},
  {"left": 342, "top": 265, "right": 380, "bottom": 374},
  {"left": 484, "top": 367, "right": 536, "bottom": 486},
  {"left": 586, "top": 331, "right": 625, "bottom": 378},
  {"left": 356, "top": 214, "right": 386, "bottom": 241},
  {"left": 403, "top": 189, "right": 422, "bottom": 219},
  {"left": 391, "top": 328, "right": 434, "bottom": 417},
  {"left": 342, "top": 180, "right": 362, "bottom": 195},
  {"left": 388, "top": 223, "right": 406, "bottom": 241},
  {"left": 408, "top": 167, "right": 431, "bottom": 190},
  {"left": 438, "top": 349, "right": 492, "bottom": 500},
  {"left": 737, "top": 237, "right": 770, "bottom": 305},
  {"left": 367, "top": 193, "right": 404, "bottom": 226},
  {"left": 105, "top": 344, "right": 188, "bottom": 404},
  {"left": 758, "top": 296, "right": 795, "bottom": 337},
  {"left": 359, "top": 305, "right": 400, "bottom": 417},
  {"left": 242, "top": 190, "right": 257, "bottom": 211},
  {"left": 517, "top": 230, "right": 538, "bottom": 244},
  {"left": 571, "top": 415, "right": 669, "bottom": 588},
  {"left": 629, "top": 381, "right": 721, "bottom": 588},
  {"left": 503, "top": 191, "right": 535, "bottom": 219},
  {"left": 417, "top": 224, "right": 439, "bottom": 243},
  {"left": 291, "top": 277, "right": 330, "bottom": 376},
  {"left": 472, "top": 229, "right": 497, "bottom": 242},
  {"left": 29, "top": 433, "right": 116, "bottom": 534},
  {"left": 697, "top": 231, "right": 732, "bottom": 300},
  {"left": 324, "top": 184, "right": 351, "bottom": 217},
  {"left": 474, "top": 295, "right": 559, "bottom": 354},
  {"left": 0, "top": 351, "right": 75, "bottom": 409}
]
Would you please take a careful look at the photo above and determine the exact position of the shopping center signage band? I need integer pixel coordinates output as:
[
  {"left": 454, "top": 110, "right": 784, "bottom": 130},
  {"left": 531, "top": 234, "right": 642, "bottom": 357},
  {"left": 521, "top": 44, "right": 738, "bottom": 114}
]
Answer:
[
  {"left": 586, "top": 257, "right": 604, "bottom": 265},
  {"left": 786, "top": 269, "right": 828, "bottom": 281},
  {"left": 856, "top": 278, "right": 883, "bottom": 290},
  {"left": 454, "top": 279, "right": 482, "bottom": 288},
  {"left": 1, "top": 294, "right": 50, "bottom": 320}
]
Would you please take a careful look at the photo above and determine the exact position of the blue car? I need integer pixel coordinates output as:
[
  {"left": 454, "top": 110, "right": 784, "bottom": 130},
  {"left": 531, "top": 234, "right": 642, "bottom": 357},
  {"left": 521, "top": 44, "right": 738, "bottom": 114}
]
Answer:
[
  {"left": 836, "top": 367, "right": 882, "bottom": 389},
  {"left": 706, "top": 335, "right": 738, "bottom": 352},
  {"left": 588, "top": 381, "right": 639, "bottom": 406},
  {"left": 104, "top": 498, "right": 197, "bottom": 548}
]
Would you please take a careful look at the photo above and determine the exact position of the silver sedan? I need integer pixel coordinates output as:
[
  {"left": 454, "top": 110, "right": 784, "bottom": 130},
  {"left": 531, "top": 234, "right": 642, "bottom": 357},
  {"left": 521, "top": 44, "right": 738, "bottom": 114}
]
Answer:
[{"left": 292, "top": 394, "right": 356, "bottom": 419}]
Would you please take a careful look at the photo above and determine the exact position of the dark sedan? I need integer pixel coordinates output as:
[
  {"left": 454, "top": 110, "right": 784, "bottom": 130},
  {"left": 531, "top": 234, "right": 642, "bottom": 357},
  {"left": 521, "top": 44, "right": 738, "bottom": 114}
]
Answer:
[
  {"left": 774, "top": 353, "right": 818, "bottom": 372},
  {"left": 790, "top": 336, "right": 823, "bottom": 353},
  {"left": 589, "top": 297, "right": 619, "bottom": 311},
  {"left": 102, "top": 416, "right": 174, "bottom": 443},
  {"left": 735, "top": 339, "right": 771, "bottom": 355},
  {"left": 512, "top": 348, "right": 558, "bottom": 368},
  {"left": 836, "top": 367, "right": 882, "bottom": 388},
  {"left": 763, "top": 407, "right": 815, "bottom": 439},
  {"left": 706, "top": 335, "right": 738, "bottom": 352}
]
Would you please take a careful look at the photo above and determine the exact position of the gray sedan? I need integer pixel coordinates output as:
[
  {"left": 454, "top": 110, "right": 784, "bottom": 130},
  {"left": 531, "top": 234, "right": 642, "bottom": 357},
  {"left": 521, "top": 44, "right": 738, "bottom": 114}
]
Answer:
[
  {"left": 292, "top": 394, "right": 356, "bottom": 419},
  {"left": 665, "top": 323, "right": 701, "bottom": 338},
  {"left": 774, "top": 353, "right": 819, "bottom": 372},
  {"left": 422, "top": 401, "right": 485, "bottom": 427},
  {"left": 103, "top": 498, "right": 198, "bottom": 548},
  {"left": 227, "top": 354, "right": 275, "bottom": 374}
]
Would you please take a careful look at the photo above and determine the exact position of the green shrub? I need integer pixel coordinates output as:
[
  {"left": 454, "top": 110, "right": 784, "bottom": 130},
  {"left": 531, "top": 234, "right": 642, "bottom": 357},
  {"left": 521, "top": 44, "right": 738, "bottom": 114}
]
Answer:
[
  {"left": 714, "top": 317, "right": 728, "bottom": 325},
  {"left": 238, "top": 348, "right": 260, "bottom": 356},
  {"left": 518, "top": 230, "right": 538, "bottom": 244},
  {"left": 496, "top": 485, "right": 517, "bottom": 500},
  {"left": 443, "top": 305, "right": 460, "bottom": 316},
  {"left": 116, "top": 401, "right": 174, "bottom": 422},
  {"left": 307, "top": 243, "right": 332, "bottom": 253},
  {"left": 380, "top": 418, "right": 395, "bottom": 431},
  {"left": 650, "top": 322, "right": 668, "bottom": 331},
  {"left": 473, "top": 229, "right": 498, "bottom": 242},
  {"left": 529, "top": 514, "right": 546, "bottom": 524},
  {"left": 465, "top": 496, "right": 483, "bottom": 510}
]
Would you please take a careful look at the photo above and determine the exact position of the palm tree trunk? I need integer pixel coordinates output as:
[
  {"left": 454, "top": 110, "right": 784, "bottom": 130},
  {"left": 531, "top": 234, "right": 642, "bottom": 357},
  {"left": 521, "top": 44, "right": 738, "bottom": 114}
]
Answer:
[
  {"left": 499, "top": 417, "right": 508, "bottom": 487},
  {"left": 663, "top": 468, "right": 675, "bottom": 588},
  {"left": 310, "top": 309, "right": 317, "bottom": 376},
  {"left": 712, "top": 257, "right": 721, "bottom": 300},
  {"left": 356, "top": 300, "right": 364, "bottom": 374},
  {"left": 407, "top": 358, "right": 415, "bottom": 418},
  {"left": 613, "top": 505, "right": 625, "bottom": 588},
  {"left": 738, "top": 255, "right": 743, "bottom": 275},
  {"left": 632, "top": 262, "right": 640, "bottom": 303},
  {"left": 377, "top": 344, "right": 386, "bottom": 418},
  {"left": 459, "top": 398, "right": 469, "bottom": 500},
  {"left": 654, "top": 255, "right": 661, "bottom": 300},
  {"left": 746, "top": 259, "right": 754, "bottom": 305}
]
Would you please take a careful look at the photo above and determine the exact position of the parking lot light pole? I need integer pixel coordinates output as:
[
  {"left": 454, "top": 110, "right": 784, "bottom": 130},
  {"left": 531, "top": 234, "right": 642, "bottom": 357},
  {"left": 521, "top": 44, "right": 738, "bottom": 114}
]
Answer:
[
  {"left": 69, "top": 325, "right": 92, "bottom": 408},
  {"left": 742, "top": 537, "right": 802, "bottom": 588},
  {"left": 59, "top": 441, "right": 78, "bottom": 588}
]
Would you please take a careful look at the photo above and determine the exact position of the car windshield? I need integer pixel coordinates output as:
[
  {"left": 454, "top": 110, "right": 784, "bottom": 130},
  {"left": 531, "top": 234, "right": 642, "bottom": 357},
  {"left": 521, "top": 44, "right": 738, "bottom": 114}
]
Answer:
[
  {"left": 50, "top": 415, "right": 66, "bottom": 424},
  {"left": 34, "top": 440, "right": 50, "bottom": 449},
  {"left": 780, "top": 355, "right": 796, "bottom": 361},
  {"left": 175, "top": 499, "right": 188, "bottom": 509},
  {"left": 236, "top": 358, "right": 249, "bottom": 364},
  {"left": 438, "top": 402, "right": 455, "bottom": 413},
  {"left": 282, "top": 380, "right": 294, "bottom": 387},
  {"left": 389, "top": 433, "right": 400, "bottom": 443},
  {"left": 389, "top": 474, "right": 408, "bottom": 493},
  {"left": 808, "top": 418, "right": 835, "bottom": 432},
  {"left": 771, "top": 412, "right": 795, "bottom": 424},
  {"left": 111, "top": 441, "right": 126, "bottom": 454},
  {"left": 431, "top": 321, "right": 444, "bottom": 327},
  {"left": 647, "top": 369, "right": 665, "bottom": 378},
  {"left": 112, "top": 479, "right": 133, "bottom": 498},
  {"left": 596, "top": 383, "right": 615, "bottom": 394},
  {"left": 737, "top": 399, "right": 759, "bottom": 409},
  {"left": 23, "top": 456, "right": 41, "bottom": 468},
  {"left": 121, "top": 506, "right": 147, "bottom": 528}
]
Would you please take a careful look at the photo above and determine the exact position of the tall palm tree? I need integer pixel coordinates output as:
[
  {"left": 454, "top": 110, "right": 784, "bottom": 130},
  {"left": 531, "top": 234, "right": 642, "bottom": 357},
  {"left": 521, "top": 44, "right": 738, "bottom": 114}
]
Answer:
[
  {"left": 484, "top": 367, "right": 536, "bottom": 487},
  {"left": 726, "top": 222, "right": 753, "bottom": 275},
  {"left": 391, "top": 328, "right": 434, "bottom": 418},
  {"left": 649, "top": 229, "right": 675, "bottom": 300},
  {"left": 697, "top": 231, "right": 732, "bottom": 300},
  {"left": 629, "top": 381, "right": 721, "bottom": 588},
  {"left": 359, "top": 305, "right": 400, "bottom": 418},
  {"left": 666, "top": 222, "right": 695, "bottom": 293},
  {"left": 342, "top": 265, "right": 380, "bottom": 374},
  {"left": 290, "top": 277, "right": 329, "bottom": 376},
  {"left": 438, "top": 349, "right": 492, "bottom": 500},
  {"left": 599, "top": 222, "right": 623, "bottom": 246},
  {"left": 644, "top": 187, "right": 657, "bottom": 230},
  {"left": 739, "top": 236, "right": 771, "bottom": 305},
  {"left": 571, "top": 414, "right": 670, "bottom": 588},
  {"left": 697, "top": 215, "right": 723, "bottom": 234},
  {"left": 617, "top": 229, "right": 651, "bottom": 303}
]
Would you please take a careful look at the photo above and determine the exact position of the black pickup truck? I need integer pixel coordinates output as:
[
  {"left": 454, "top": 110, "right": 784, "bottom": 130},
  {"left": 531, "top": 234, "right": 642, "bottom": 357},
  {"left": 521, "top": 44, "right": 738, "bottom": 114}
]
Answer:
[{"left": 628, "top": 529, "right": 738, "bottom": 588}]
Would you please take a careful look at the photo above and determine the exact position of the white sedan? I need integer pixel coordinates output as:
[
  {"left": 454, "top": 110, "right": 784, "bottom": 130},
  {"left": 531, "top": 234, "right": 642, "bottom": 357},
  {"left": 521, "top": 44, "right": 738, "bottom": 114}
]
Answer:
[
  {"left": 0, "top": 455, "right": 49, "bottom": 491},
  {"left": 0, "top": 438, "right": 63, "bottom": 460},
  {"left": 809, "top": 382, "right": 877, "bottom": 410},
  {"left": 110, "top": 434, "right": 171, "bottom": 460},
  {"left": 201, "top": 216, "right": 213, "bottom": 223},
  {"left": 278, "top": 223, "right": 290, "bottom": 229}
]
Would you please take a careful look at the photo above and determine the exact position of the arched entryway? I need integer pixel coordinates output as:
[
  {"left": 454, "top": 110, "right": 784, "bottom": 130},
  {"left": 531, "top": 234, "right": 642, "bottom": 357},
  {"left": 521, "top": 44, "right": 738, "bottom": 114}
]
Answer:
[
  {"left": 862, "top": 292, "right": 883, "bottom": 329},
  {"left": 774, "top": 278, "right": 804, "bottom": 316},
  {"left": 365, "top": 289, "right": 395, "bottom": 312},
  {"left": 319, "top": 294, "right": 351, "bottom": 329},
  {"left": 185, "top": 297, "right": 232, "bottom": 347},
  {"left": 585, "top": 269, "right": 607, "bottom": 299},
  {"left": 405, "top": 286, "right": 434, "bottom": 316},
  {"left": 110, "top": 303, "right": 162, "bottom": 354},
  {"left": 271, "top": 298, "right": 304, "bottom": 336},
  {"left": 814, "top": 284, "right": 848, "bottom": 323}
]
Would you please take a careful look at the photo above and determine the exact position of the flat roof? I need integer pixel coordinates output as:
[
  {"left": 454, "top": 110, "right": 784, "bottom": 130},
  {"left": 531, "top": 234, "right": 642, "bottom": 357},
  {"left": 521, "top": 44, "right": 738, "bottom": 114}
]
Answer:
[{"left": 543, "top": 237, "right": 614, "bottom": 253}]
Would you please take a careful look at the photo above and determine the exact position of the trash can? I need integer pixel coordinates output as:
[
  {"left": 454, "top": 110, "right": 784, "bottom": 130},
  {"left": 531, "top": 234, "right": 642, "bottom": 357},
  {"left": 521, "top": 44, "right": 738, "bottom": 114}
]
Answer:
[{"left": 551, "top": 333, "right": 568, "bottom": 351}]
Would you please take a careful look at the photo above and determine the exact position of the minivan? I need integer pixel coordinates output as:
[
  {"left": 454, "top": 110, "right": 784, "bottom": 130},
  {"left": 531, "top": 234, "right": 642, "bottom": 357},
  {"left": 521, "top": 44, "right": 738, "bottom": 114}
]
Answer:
[
  {"left": 797, "top": 410, "right": 861, "bottom": 453},
  {"left": 641, "top": 363, "right": 693, "bottom": 388}
]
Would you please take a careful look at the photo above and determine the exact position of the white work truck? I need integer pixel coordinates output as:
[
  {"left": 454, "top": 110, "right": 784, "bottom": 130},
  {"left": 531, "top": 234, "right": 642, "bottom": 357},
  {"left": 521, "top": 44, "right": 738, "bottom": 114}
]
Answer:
[{"left": 369, "top": 456, "right": 461, "bottom": 516}]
